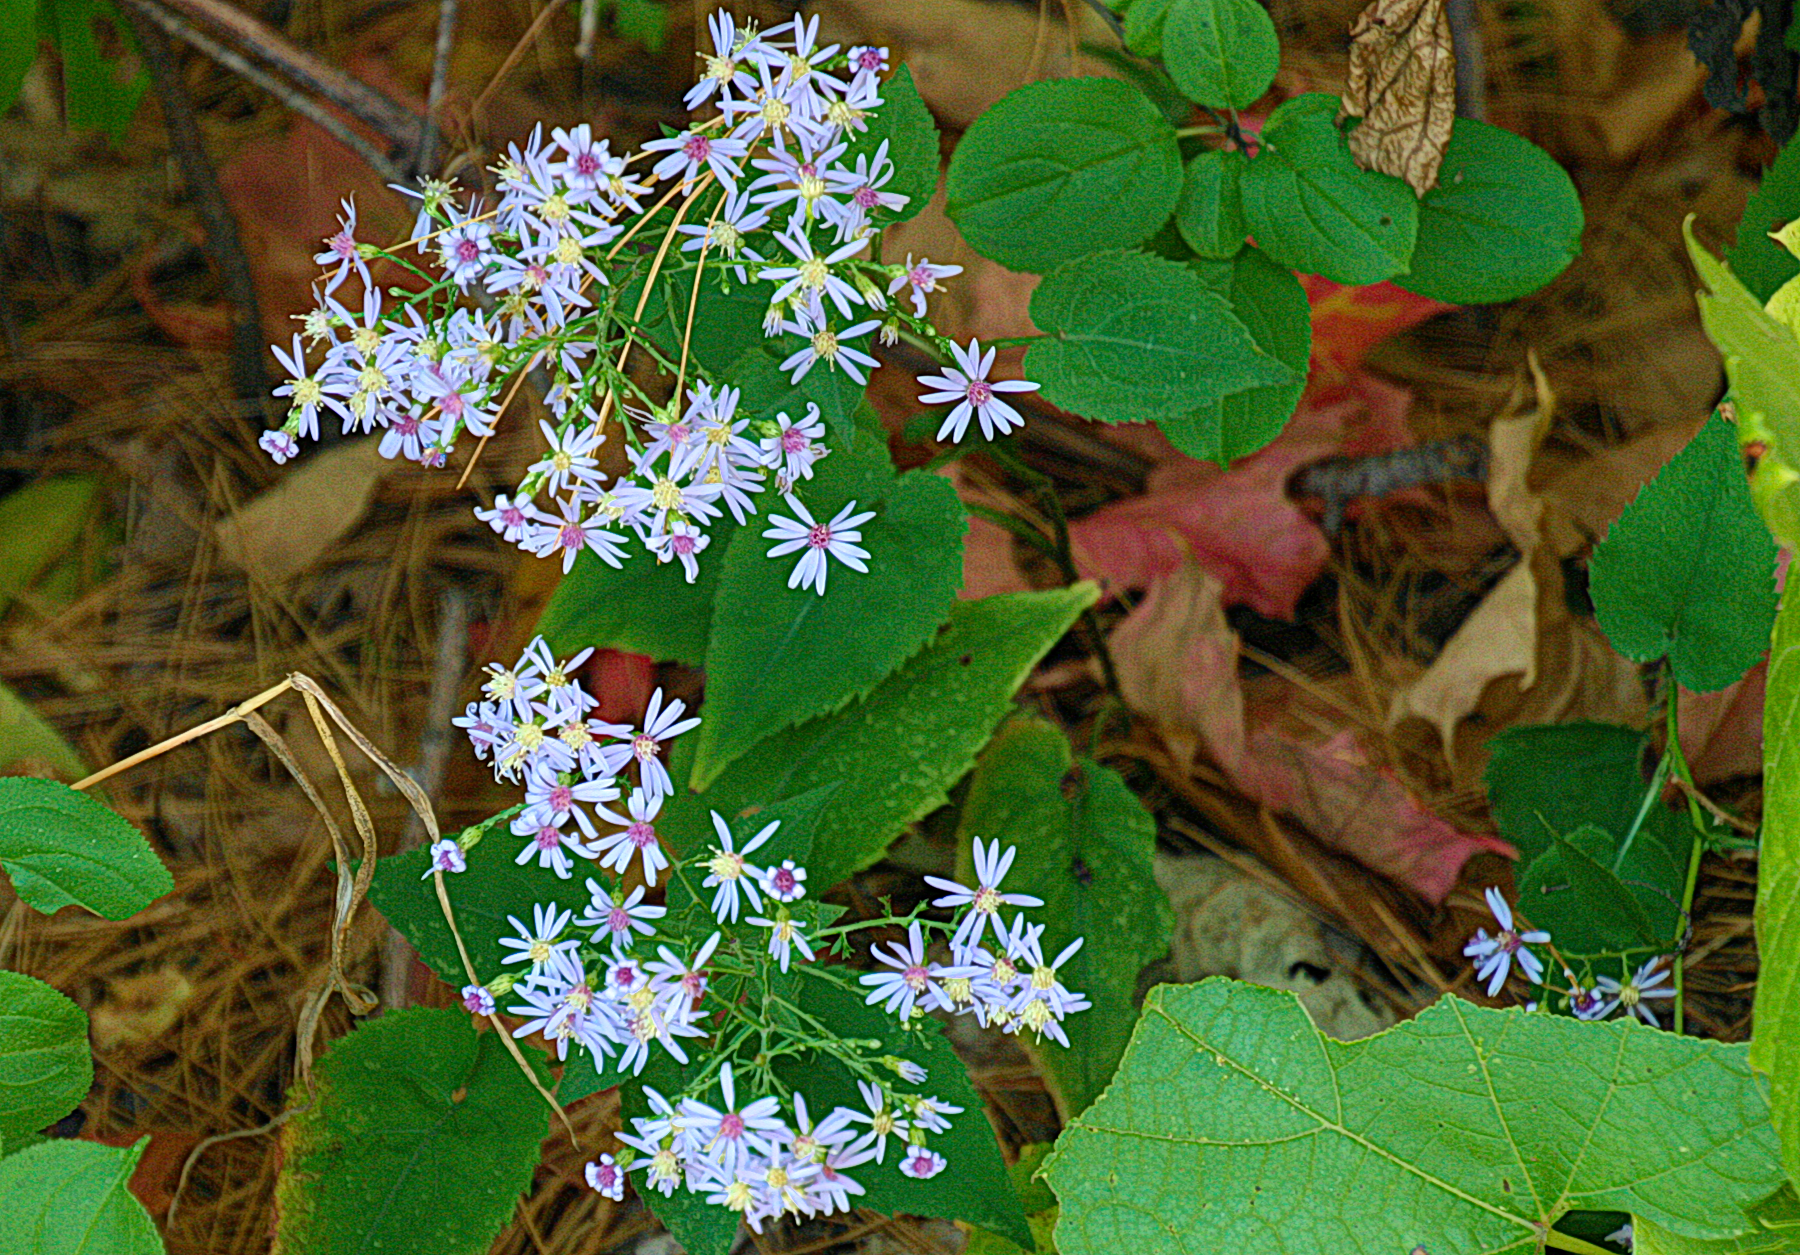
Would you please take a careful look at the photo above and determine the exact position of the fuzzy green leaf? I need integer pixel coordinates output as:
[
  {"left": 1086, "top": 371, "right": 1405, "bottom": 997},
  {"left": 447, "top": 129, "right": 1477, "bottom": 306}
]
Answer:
[
  {"left": 1161, "top": 0, "right": 1280, "bottom": 110},
  {"left": 687, "top": 432, "right": 966, "bottom": 790},
  {"left": 0, "top": 971, "right": 90, "bottom": 1147},
  {"left": 1173, "top": 149, "right": 1248, "bottom": 260},
  {"left": 0, "top": 1137, "right": 164, "bottom": 1255},
  {"left": 1045, "top": 980, "right": 1786, "bottom": 1255},
  {"left": 1754, "top": 582, "right": 1800, "bottom": 1186},
  {"left": 0, "top": 777, "right": 172, "bottom": 919},
  {"left": 955, "top": 717, "right": 1171, "bottom": 1116},
  {"left": 842, "top": 64, "right": 940, "bottom": 227},
  {"left": 1024, "top": 249, "right": 1296, "bottom": 426},
  {"left": 1395, "top": 118, "right": 1583, "bottom": 304},
  {"left": 946, "top": 78, "right": 1183, "bottom": 273},
  {"left": 1589, "top": 413, "right": 1778, "bottom": 692},
  {"left": 274, "top": 1009, "right": 546, "bottom": 1255},
  {"left": 1240, "top": 94, "right": 1419, "bottom": 285},
  {"left": 686, "top": 586, "right": 1098, "bottom": 891}
]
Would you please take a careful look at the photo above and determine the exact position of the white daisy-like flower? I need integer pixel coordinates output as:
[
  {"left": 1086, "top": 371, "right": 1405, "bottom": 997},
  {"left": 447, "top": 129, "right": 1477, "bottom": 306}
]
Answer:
[
  {"left": 760, "top": 405, "right": 826, "bottom": 484},
  {"left": 1463, "top": 886, "right": 1550, "bottom": 997},
  {"left": 745, "top": 907, "right": 815, "bottom": 972},
  {"left": 625, "top": 688, "right": 702, "bottom": 800},
  {"left": 648, "top": 517, "right": 711, "bottom": 583},
  {"left": 498, "top": 903, "right": 579, "bottom": 976},
  {"left": 1594, "top": 958, "right": 1676, "bottom": 1027},
  {"left": 886, "top": 254, "right": 963, "bottom": 319},
  {"left": 918, "top": 338, "right": 1039, "bottom": 443},
  {"left": 842, "top": 1080, "right": 911, "bottom": 1163},
  {"left": 529, "top": 419, "right": 606, "bottom": 496},
  {"left": 585, "top": 1154, "right": 626, "bottom": 1201},
  {"left": 759, "top": 858, "right": 807, "bottom": 903},
  {"left": 677, "top": 1063, "right": 791, "bottom": 1178},
  {"left": 643, "top": 128, "right": 751, "bottom": 194},
  {"left": 762, "top": 496, "right": 875, "bottom": 595},
  {"left": 588, "top": 787, "right": 672, "bottom": 885},
  {"left": 898, "top": 1145, "right": 947, "bottom": 1179},
  {"left": 924, "top": 838, "right": 1046, "bottom": 959},
  {"left": 860, "top": 921, "right": 956, "bottom": 1021},
  {"left": 422, "top": 837, "right": 466, "bottom": 878},
  {"left": 703, "top": 810, "right": 777, "bottom": 923},
  {"left": 461, "top": 983, "right": 496, "bottom": 1016},
  {"left": 777, "top": 313, "right": 882, "bottom": 384},
  {"left": 577, "top": 880, "right": 667, "bottom": 947}
]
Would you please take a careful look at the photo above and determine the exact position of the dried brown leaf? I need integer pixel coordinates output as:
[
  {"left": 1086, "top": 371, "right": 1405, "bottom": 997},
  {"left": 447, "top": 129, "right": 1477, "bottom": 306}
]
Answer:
[{"left": 1341, "top": 0, "right": 1458, "bottom": 195}]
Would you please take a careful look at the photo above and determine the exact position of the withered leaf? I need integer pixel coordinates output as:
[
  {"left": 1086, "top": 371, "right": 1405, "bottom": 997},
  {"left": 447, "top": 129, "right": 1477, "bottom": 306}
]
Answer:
[{"left": 1340, "top": 0, "right": 1457, "bottom": 195}]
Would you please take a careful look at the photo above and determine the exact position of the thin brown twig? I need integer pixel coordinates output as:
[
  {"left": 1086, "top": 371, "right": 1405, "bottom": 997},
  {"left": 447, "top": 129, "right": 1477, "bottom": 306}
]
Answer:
[
  {"left": 472, "top": 0, "right": 572, "bottom": 121},
  {"left": 72, "top": 677, "right": 294, "bottom": 792},
  {"left": 416, "top": 0, "right": 461, "bottom": 177}
]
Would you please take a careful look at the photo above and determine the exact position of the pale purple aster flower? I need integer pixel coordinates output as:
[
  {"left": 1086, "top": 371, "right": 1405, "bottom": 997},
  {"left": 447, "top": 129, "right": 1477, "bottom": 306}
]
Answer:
[
  {"left": 578, "top": 880, "right": 667, "bottom": 946},
  {"left": 475, "top": 493, "right": 535, "bottom": 544},
  {"left": 648, "top": 518, "right": 711, "bottom": 582},
  {"left": 644, "top": 128, "right": 751, "bottom": 194},
  {"left": 861, "top": 921, "right": 954, "bottom": 1020},
  {"left": 887, "top": 254, "right": 963, "bottom": 319},
  {"left": 499, "top": 903, "right": 579, "bottom": 976},
  {"left": 899, "top": 1146, "right": 947, "bottom": 1180},
  {"left": 760, "top": 405, "right": 826, "bottom": 483},
  {"left": 748, "top": 134, "right": 849, "bottom": 218},
  {"left": 646, "top": 930, "right": 722, "bottom": 1022},
  {"left": 678, "top": 1063, "right": 790, "bottom": 1178},
  {"left": 918, "top": 339, "right": 1039, "bottom": 443},
  {"left": 1595, "top": 958, "right": 1676, "bottom": 1027},
  {"left": 925, "top": 839, "right": 1047, "bottom": 959},
  {"left": 530, "top": 419, "right": 607, "bottom": 496},
  {"left": 890, "top": 1059, "right": 927, "bottom": 1085},
  {"left": 438, "top": 214, "right": 495, "bottom": 288},
  {"left": 585, "top": 1154, "right": 626, "bottom": 1201},
  {"left": 625, "top": 688, "right": 701, "bottom": 800},
  {"left": 823, "top": 141, "right": 909, "bottom": 239},
  {"left": 676, "top": 186, "right": 771, "bottom": 264},
  {"left": 778, "top": 313, "right": 882, "bottom": 384},
  {"left": 760, "top": 859, "right": 808, "bottom": 903},
  {"left": 703, "top": 810, "right": 777, "bottom": 923},
  {"left": 1463, "top": 886, "right": 1549, "bottom": 997},
  {"left": 422, "top": 837, "right": 467, "bottom": 878},
  {"left": 377, "top": 409, "right": 435, "bottom": 462},
  {"left": 415, "top": 362, "right": 494, "bottom": 438},
  {"left": 260, "top": 430, "right": 301, "bottom": 463},
  {"left": 842, "top": 1080, "right": 910, "bottom": 1163},
  {"left": 703, "top": 456, "right": 767, "bottom": 527},
  {"left": 271, "top": 333, "right": 326, "bottom": 439},
  {"left": 461, "top": 983, "right": 496, "bottom": 1016},
  {"left": 1565, "top": 972, "right": 1609, "bottom": 1021},
  {"left": 511, "top": 813, "right": 585, "bottom": 879},
  {"left": 588, "top": 787, "right": 672, "bottom": 885},
  {"left": 1005, "top": 933, "right": 1090, "bottom": 1047},
  {"left": 685, "top": 9, "right": 759, "bottom": 109},
  {"left": 550, "top": 123, "right": 616, "bottom": 192},
  {"left": 618, "top": 1000, "right": 705, "bottom": 1076},
  {"left": 313, "top": 196, "right": 367, "bottom": 294},
  {"left": 847, "top": 44, "right": 889, "bottom": 76},
  {"left": 1606, "top": 1222, "right": 1634, "bottom": 1250},
  {"left": 761, "top": 218, "right": 870, "bottom": 319},
  {"left": 906, "top": 1095, "right": 963, "bottom": 1136},
  {"left": 746, "top": 908, "right": 815, "bottom": 972},
  {"left": 525, "top": 495, "right": 630, "bottom": 573},
  {"left": 762, "top": 496, "right": 875, "bottom": 595}
]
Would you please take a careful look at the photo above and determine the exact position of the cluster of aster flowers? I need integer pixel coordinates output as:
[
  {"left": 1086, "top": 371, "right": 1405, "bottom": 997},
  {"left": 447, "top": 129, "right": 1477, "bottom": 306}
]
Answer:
[
  {"left": 1463, "top": 886, "right": 1676, "bottom": 1026},
  {"left": 432, "top": 636, "right": 1090, "bottom": 1229},
  {"left": 259, "top": 12, "right": 1040, "bottom": 596}
]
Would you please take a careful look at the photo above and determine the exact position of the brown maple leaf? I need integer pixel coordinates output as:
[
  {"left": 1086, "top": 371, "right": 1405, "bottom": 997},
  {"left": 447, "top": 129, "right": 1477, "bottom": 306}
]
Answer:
[{"left": 1340, "top": 0, "right": 1457, "bottom": 195}]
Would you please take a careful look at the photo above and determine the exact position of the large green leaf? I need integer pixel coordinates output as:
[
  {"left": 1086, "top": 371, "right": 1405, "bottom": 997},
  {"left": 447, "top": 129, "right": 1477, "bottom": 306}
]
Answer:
[
  {"left": 0, "top": 677, "right": 86, "bottom": 779},
  {"left": 0, "top": 1137, "right": 163, "bottom": 1255},
  {"left": 841, "top": 64, "right": 940, "bottom": 227},
  {"left": 945, "top": 78, "right": 1183, "bottom": 273},
  {"left": 687, "top": 432, "right": 966, "bottom": 789},
  {"left": 1240, "top": 94, "right": 1419, "bottom": 285},
  {"left": 1045, "top": 980, "right": 1786, "bottom": 1255},
  {"left": 1635, "top": 1187, "right": 1800, "bottom": 1254},
  {"left": 537, "top": 537, "right": 728, "bottom": 667},
  {"left": 45, "top": 0, "right": 146, "bottom": 141},
  {"left": 0, "top": 778, "right": 172, "bottom": 919},
  {"left": 954, "top": 717, "right": 1171, "bottom": 1116},
  {"left": 1588, "top": 413, "right": 1778, "bottom": 693},
  {"left": 1172, "top": 149, "right": 1248, "bottom": 260},
  {"left": 0, "top": 475, "right": 97, "bottom": 620},
  {"left": 1023, "top": 249, "right": 1296, "bottom": 426},
  {"left": 1395, "top": 118, "right": 1583, "bottom": 304},
  {"left": 0, "top": 971, "right": 91, "bottom": 1147},
  {"left": 1727, "top": 141, "right": 1800, "bottom": 303},
  {"left": 1160, "top": 0, "right": 1280, "bottom": 110},
  {"left": 1755, "top": 580, "right": 1800, "bottom": 1186},
  {"left": 687, "top": 586, "right": 1097, "bottom": 890},
  {"left": 274, "top": 1008, "right": 547, "bottom": 1255},
  {"left": 0, "top": 0, "right": 36, "bottom": 118}
]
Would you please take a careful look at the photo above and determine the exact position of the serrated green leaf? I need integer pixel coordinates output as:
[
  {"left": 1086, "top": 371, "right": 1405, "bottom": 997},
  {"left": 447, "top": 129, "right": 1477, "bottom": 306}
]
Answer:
[
  {"left": 46, "top": 0, "right": 146, "bottom": 141},
  {"left": 954, "top": 717, "right": 1171, "bottom": 1116},
  {"left": 1728, "top": 142, "right": 1800, "bottom": 303},
  {"left": 945, "top": 78, "right": 1183, "bottom": 273},
  {"left": 1161, "top": 0, "right": 1280, "bottom": 109},
  {"left": 1240, "top": 94, "right": 1419, "bottom": 284},
  {"left": 274, "top": 1008, "right": 546, "bottom": 1255},
  {"left": 0, "top": 971, "right": 91, "bottom": 1147},
  {"left": 1589, "top": 413, "right": 1777, "bottom": 692},
  {"left": 0, "top": 777, "right": 172, "bottom": 919},
  {"left": 841, "top": 64, "right": 940, "bottom": 227},
  {"left": 1755, "top": 582, "right": 1800, "bottom": 1186},
  {"left": 1395, "top": 118, "right": 1583, "bottom": 305},
  {"left": 687, "top": 586, "right": 1097, "bottom": 890},
  {"left": 687, "top": 432, "right": 966, "bottom": 789},
  {"left": 537, "top": 525, "right": 735, "bottom": 667},
  {"left": 366, "top": 808, "right": 590, "bottom": 986},
  {"left": 1045, "top": 980, "right": 1786, "bottom": 1255},
  {"left": 1173, "top": 149, "right": 1247, "bottom": 259},
  {"left": 0, "top": 1137, "right": 163, "bottom": 1255},
  {"left": 1023, "top": 249, "right": 1296, "bottom": 426},
  {"left": 1685, "top": 221, "right": 1800, "bottom": 549},
  {"left": 1167, "top": 246, "right": 1311, "bottom": 463}
]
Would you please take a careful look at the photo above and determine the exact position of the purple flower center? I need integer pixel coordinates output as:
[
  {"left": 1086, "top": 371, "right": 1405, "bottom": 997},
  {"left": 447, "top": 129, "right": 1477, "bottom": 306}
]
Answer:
[
  {"left": 719, "top": 1112, "right": 746, "bottom": 1140},
  {"left": 593, "top": 1163, "right": 618, "bottom": 1188},
  {"left": 1497, "top": 929, "right": 1522, "bottom": 955},
  {"left": 440, "top": 390, "right": 466, "bottom": 418},
  {"left": 903, "top": 964, "right": 929, "bottom": 992},
  {"left": 856, "top": 49, "right": 883, "bottom": 70},
  {"left": 771, "top": 866, "right": 798, "bottom": 895},
  {"left": 608, "top": 905, "right": 631, "bottom": 933},
  {"left": 967, "top": 380, "right": 994, "bottom": 406},
  {"left": 681, "top": 970, "right": 705, "bottom": 999},
  {"left": 501, "top": 505, "right": 527, "bottom": 527},
  {"left": 633, "top": 733, "right": 659, "bottom": 761},
  {"left": 535, "top": 825, "right": 561, "bottom": 851},
  {"left": 330, "top": 233, "right": 355, "bottom": 258},
  {"left": 550, "top": 785, "right": 574, "bottom": 811},
  {"left": 672, "top": 533, "right": 698, "bottom": 555},
  {"left": 559, "top": 521, "right": 587, "bottom": 550},
  {"left": 456, "top": 238, "right": 482, "bottom": 262},
  {"left": 394, "top": 413, "right": 421, "bottom": 436},
  {"left": 628, "top": 821, "right": 657, "bottom": 849},
  {"left": 574, "top": 151, "right": 601, "bottom": 176},
  {"left": 806, "top": 523, "right": 832, "bottom": 550},
  {"left": 781, "top": 427, "right": 810, "bottom": 452},
  {"left": 683, "top": 134, "right": 712, "bottom": 160},
  {"left": 854, "top": 186, "right": 881, "bottom": 209}
]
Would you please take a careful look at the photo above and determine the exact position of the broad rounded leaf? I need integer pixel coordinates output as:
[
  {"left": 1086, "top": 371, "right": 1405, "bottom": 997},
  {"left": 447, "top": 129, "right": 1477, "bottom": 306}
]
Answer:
[
  {"left": 1515, "top": 823, "right": 1671, "bottom": 954},
  {"left": 687, "top": 433, "right": 966, "bottom": 789},
  {"left": 1755, "top": 584, "right": 1800, "bottom": 1185},
  {"left": 1589, "top": 413, "right": 1778, "bottom": 692},
  {"left": 1395, "top": 118, "right": 1583, "bottom": 304},
  {"left": 537, "top": 542, "right": 726, "bottom": 667},
  {"left": 274, "top": 1008, "right": 546, "bottom": 1255},
  {"left": 0, "top": 971, "right": 91, "bottom": 1146},
  {"left": 1173, "top": 149, "right": 1247, "bottom": 259},
  {"left": 0, "top": 778, "right": 173, "bottom": 919},
  {"left": 1024, "top": 249, "right": 1296, "bottom": 425},
  {"left": 1162, "top": 0, "right": 1280, "bottom": 110},
  {"left": 1240, "top": 94, "right": 1419, "bottom": 284},
  {"left": 1047, "top": 980, "right": 1786, "bottom": 1255},
  {"left": 0, "top": 1137, "right": 163, "bottom": 1255},
  {"left": 945, "top": 78, "right": 1182, "bottom": 273}
]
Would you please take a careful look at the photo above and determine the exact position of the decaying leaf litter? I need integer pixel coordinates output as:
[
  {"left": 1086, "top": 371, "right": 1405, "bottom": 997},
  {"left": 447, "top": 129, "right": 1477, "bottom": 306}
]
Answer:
[{"left": 0, "top": 0, "right": 1779, "bottom": 1247}]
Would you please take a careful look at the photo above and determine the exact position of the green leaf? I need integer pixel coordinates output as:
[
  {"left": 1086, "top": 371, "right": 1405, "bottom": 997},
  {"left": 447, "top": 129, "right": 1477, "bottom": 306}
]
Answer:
[
  {"left": 0, "top": 677, "right": 86, "bottom": 779},
  {"left": 1754, "top": 582, "right": 1800, "bottom": 1186},
  {"left": 687, "top": 431, "right": 966, "bottom": 789},
  {"left": 1173, "top": 149, "right": 1247, "bottom": 259},
  {"left": 1635, "top": 1186, "right": 1800, "bottom": 1255},
  {"left": 1023, "top": 249, "right": 1296, "bottom": 425},
  {"left": 1045, "top": 980, "right": 1786, "bottom": 1255},
  {"left": 1121, "top": 0, "right": 1178, "bottom": 54},
  {"left": 1240, "top": 94, "right": 1419, "bottom": 285},
  {"left": 0, "top": 777, "right": 172, "bottom": 919},
  {"left": 1588, "top": 413, "right": 1778, "bottom": 692},
  {"left": 1161, "top": 0, "right": 1280, "bottom": 110},
  {"left": 687, "top": 586, "right": 1098, "bottom": 890},
  {"left": 610, "top": 0, "right": 667, "bottom": 50},
  {"left": 945, "top": 78, "right": 1183, "bottom": 273},
  {"left": 954, "top": 717, "right": 1172, "bottom": 1116},
  {"left": 1728, "top": 142, "right": 1800, "bottom": 303},
  {"left": 1516, "top": 823, "right": 1664, "bottom": 952},
  {"left": 842, "top": 64, "right": 940, "bottom": 227},
  {"left": 1685, "top": 220, "right": 1800, "bottom": 549},
  {"left": 274, "top": 1008, "right": 546, "bottom": 1255},
  {"left": 0, "top": 475, "right": 98, "bottom": 620},
  {"left": 1167, "top": 247, "right": 1311, "bottom": 463},
  {"left": 0, "top": 1137, "right": 164, "bottom": 1255},
  {"left": 366, "top": 808, "right": 590, "bottom": 986},
  {"left": 45, "top": 0, "right": 146, "bottom": 141},
  {"left": 537, "top": 531, "right": 732, "bottom": 667},
  {"left": 0, "top": 0, "right": 37, "bottom": 117},
  {"left": 1395, "top": 118, "right": 1584, "bottom": 304},
  {"left": 0, "top": 970, "right": 91, "bottom": 1146}
]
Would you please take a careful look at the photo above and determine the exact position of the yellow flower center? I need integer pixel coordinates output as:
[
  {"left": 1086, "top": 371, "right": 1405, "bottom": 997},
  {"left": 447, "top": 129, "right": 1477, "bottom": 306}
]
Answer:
[
  {"left": 652, "top": 478, "right": 683, "bottom": 510},
  {"left": 1031, "top": 964, "right": 1056, "bottom": 990},
  {"left": 292, "top": 377, "right": 322, "bottom": 406},
  {"left": 811, "top": 329, "right": 839, "bottom": 359},
  {"left": 798, "top": 256, "right": 830, "bottom": 289},
  {"left": 553, "top": 236, "right": 583, "bottom": 265},
  {"left": 707, "top": 850, "right": 744, "bottom": 880},
  {"left": 529, "top": 939, "right": 553, "bottom": 964}
]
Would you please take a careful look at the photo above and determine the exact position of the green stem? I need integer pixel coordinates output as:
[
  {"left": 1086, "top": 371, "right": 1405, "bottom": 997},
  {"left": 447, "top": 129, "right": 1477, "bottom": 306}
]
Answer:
[
  {"left": 1611, "top": 749, "right": 1673, "bottom": 873},
  {"left": 1543, "top": 1231, "right": 1619, "bottom": 1255},
  {"left": 1664, "top": 681, "right": 1708, "bottom": 1035},
  {"left": 1173, "top": 124, "right": 1223, "bottom": 138}
]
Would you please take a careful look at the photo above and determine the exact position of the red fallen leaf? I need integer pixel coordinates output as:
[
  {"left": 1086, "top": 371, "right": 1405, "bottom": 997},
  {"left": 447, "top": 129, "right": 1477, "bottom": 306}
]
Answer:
[
  {"left": 578, "top": 648, "right": 657, "bottom": 726},
  {"left": 1235, "top": 725, "right": 1513, "bottom": 902},
  {"left": 1301, "top": 274, "right": 1452, "bottom": 395},
  {"left": 1069, "top": 373, "right": 1416, "bottom": 618},
  {"left": 84, "top": 1129, "right": 200, "bottom": 1219}
]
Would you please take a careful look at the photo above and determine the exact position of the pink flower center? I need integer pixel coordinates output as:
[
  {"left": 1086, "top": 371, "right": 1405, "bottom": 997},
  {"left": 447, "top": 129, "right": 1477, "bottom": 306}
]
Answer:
[
  {"left": 781, "top": 427, "right": 810, "bottom": 452},
  {"left": 331, "top": 232, "right": 355, "bottom": 258},
  {"left": 718, "top": 1112, "right": 746, "bottom": 1140},
  {"left": 559, "top": 521, "right": 587, "bottom": 551},
  {"left": 681, "top": 970, "right": 706, "bottom": 1000},
  {"left": 672, "top": 533, "right": 698, "bottom": 555},
  {"left": 856, "top": 49, "right": 883, "bottom": 70},
  {"left": 525, "top": 263, "right": 549, "bottom": 287},
  {"left": 771, "top": 867, "right": 798, "bottom": 895},
  {"left": 550, "top": 785, "right": 574, "bottom": 811},
  {"left": 613, "top": 963, "right": 638, "bottom": 989},
  {"left": 456, "top": 238, "right": 482, "bottom": 262},
  {"left": 967, "top": 380, "right": 994, "bottom": 406},
  {"left": 683, "top": 134, "right": 712, "bottom": 160},
  {"left": 854, "top": 185, "right": 880, "bottom": 209},
  {"left": 574, "top": 151, "right": 601, "bottom": 176},
  {"left": 501, "top": 505, "right": 527, "bottom": 527},
  {"left": 440, "top": 390, "right": 466, "bottom": 418},
  {"left": 806, "top": 524, "right": 832, "bottom": 550},
  {"left": 535, "top": 825, "right": 561, "bottom": 851},
  {"left": 608, "top": 905, "right": 632, "bottom": 933},
  {"left": 633, "top": 733, "right": 659, "bottom": 762},
  {"left": 394, "top": 413, "right": 421, "bottom": 436},
  {"left": 903, "top": 964, "right": 929, "bottom": 992},
  {"left": 628, "top": 821, "right": 657, "bottom": 850},
  {"left": 594, "top": 1163, "right": 618, "bottom": 1187}
]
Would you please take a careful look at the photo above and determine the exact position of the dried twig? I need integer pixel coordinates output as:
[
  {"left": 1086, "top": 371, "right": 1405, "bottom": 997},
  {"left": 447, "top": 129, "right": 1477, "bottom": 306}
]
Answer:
[
  {"left": 416, "top": 0, "right": 461, "bottom": 177},
  {"left": 1289, "top": 434, "right": 1489, "bottom": 535}
]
